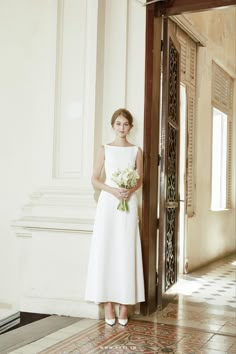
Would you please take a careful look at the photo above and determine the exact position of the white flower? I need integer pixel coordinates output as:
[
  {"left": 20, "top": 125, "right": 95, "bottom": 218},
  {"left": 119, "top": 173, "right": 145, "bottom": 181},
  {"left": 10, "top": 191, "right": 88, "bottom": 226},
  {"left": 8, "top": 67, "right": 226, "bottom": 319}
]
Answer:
[
  {"left": 112, "top": 167, "right": 139, "bottom": 189},
  {"left": 111, "top": 167, "right": 139, "bottom": 211}
]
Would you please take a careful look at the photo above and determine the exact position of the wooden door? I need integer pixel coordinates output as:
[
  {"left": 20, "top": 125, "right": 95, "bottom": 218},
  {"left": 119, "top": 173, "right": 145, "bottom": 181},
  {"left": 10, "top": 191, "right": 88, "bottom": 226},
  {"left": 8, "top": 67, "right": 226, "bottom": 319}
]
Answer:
[
  {"left": 158, "top": 18, "right": 181, "bottom": 309},
  {"left": 141, "top": 9, "right": 162, "bottom": 315}
]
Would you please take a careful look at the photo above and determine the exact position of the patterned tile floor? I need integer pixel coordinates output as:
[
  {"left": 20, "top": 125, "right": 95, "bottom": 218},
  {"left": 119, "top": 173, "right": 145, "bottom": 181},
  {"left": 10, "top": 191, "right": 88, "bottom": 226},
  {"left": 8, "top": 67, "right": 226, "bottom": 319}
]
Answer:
[
  {"left": 8, "top": 254, "right": 236, "bottom": 354},
  {"left": 8, "top": 318, "right": 236, "bottom": 354},
  {"left": 165, "top": 253, "right": 236, "bottom": 309}
]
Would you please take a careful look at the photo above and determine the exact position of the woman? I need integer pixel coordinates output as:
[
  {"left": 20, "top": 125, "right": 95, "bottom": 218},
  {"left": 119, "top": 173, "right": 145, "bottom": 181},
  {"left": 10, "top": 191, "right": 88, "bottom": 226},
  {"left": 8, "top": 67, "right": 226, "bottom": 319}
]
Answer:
[{"left": 85, "top": 108, "right": 145, "bottom": 326}]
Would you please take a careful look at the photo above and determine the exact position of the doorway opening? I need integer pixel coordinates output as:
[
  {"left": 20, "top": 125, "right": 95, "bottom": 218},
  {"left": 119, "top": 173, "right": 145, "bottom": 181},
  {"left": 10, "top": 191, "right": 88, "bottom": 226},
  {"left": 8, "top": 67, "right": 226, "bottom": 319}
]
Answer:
[{"left": 142, "top": 3, "right": 236, "bottom": 315}]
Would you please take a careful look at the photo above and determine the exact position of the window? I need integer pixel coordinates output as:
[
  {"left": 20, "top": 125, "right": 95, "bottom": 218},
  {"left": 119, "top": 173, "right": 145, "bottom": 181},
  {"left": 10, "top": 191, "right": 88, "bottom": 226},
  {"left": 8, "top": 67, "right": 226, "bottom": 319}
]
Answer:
[
  {"left": 211, "top": 62, "right": 233, "bottom": 210},
  {"left": 211, "top": 108, "right": 228, "bottom": 210}
]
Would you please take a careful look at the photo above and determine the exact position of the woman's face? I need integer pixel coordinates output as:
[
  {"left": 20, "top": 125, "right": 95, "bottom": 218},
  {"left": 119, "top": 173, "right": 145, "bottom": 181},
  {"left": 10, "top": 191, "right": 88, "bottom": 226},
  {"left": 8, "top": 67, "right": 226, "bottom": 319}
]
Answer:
[{"left": 113, "top": 115, "right": 131, "bottom": 138}]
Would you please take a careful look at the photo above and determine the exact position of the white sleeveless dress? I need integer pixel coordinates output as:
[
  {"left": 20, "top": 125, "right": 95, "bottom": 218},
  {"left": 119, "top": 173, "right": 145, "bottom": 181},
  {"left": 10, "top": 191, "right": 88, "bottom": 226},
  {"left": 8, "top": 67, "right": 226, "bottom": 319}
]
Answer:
[{"left": 85, "top": 145, "right": 145, "bottom": 305}]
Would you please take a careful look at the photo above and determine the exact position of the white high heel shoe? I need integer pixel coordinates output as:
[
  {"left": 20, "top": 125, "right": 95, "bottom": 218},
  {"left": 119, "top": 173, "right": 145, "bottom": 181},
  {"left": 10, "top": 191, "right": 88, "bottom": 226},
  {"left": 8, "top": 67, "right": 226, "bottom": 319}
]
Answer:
[
  {"left": 104, "top": 303, "right": 115, "bottom": 326},
  {"left": 105, "top": 318, "right": 116, "bottom": 326},
  {"left": 118, "top": 318, "right": 128, "bottom": 326},
  {"left": 118, "top": 304, "right": 128, "bottom": 326}
]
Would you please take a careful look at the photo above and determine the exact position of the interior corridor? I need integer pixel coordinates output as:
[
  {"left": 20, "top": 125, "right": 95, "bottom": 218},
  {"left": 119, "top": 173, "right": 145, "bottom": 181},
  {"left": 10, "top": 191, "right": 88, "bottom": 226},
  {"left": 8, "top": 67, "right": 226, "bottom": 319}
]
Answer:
[{"left": 0, "top": 254, "right": 235, "bottom": 354}]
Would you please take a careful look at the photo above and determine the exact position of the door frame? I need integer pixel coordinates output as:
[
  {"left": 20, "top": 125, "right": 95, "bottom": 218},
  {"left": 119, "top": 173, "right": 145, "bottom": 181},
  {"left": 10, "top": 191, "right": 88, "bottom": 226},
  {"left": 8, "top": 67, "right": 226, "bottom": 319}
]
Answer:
[
  {"left": 141, "top": 0, "right": 236, "bottom": 315},
  {"left": 141, "top": 5, "right": 162, "bottom": 315}
]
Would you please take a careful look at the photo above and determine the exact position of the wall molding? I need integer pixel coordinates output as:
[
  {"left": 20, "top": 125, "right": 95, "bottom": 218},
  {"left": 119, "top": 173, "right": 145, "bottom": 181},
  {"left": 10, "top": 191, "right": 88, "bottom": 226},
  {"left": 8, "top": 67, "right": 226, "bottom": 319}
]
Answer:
[
  {"left": 12, "top": 216, "right": 93, "bottom": 234},
  {"left": 53, "top": 0, "right": 99, "bottom": 181}
]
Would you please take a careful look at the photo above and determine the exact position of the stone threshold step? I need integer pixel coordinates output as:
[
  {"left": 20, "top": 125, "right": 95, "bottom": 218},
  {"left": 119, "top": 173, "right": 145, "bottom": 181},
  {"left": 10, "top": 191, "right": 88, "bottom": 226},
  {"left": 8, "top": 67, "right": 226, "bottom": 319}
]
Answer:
[
  {"left": 0, "top": 312, "right": 20, "bottom": 335},
  {"left": 0, "top": 314, "right": 81, "bottom": 354}
]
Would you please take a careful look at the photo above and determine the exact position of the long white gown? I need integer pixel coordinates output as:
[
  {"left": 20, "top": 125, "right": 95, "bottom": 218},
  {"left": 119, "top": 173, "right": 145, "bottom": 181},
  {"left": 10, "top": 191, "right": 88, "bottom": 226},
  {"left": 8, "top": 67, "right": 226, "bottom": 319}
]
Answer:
[{"left": 85, "top": 144, "right": 145, "bottom": 305}]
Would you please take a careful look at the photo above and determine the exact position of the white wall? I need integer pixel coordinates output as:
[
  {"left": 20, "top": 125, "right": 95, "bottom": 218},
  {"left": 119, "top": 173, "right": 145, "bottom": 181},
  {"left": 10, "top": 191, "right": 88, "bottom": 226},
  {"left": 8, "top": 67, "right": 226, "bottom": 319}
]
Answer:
[
  {"left": 101, "top": 0, "right": 145, "bottom": 147},
  {"left": 183, "top": 9, "right": 236, "bottom": 271},
  {"left": 0, "top": 0, "right": 57, "bottom": 314},
  {"left": 0, "top": 0, "right": 146, "bottom": 318}
]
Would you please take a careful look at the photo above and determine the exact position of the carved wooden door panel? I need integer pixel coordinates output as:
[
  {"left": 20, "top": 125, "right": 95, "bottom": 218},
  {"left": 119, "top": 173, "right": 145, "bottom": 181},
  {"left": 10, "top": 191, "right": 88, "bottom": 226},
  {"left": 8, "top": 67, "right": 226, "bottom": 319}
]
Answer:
[{"left": 158, "top": 18, "right": 180, "bottom": 308}]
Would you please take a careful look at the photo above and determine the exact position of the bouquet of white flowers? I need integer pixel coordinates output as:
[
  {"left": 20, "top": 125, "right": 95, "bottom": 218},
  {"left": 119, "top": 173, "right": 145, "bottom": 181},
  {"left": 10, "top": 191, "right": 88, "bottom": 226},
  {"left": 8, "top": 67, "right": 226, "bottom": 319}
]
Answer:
[{"left": 111, "top": 167, "right": 140, "bottom": 211}]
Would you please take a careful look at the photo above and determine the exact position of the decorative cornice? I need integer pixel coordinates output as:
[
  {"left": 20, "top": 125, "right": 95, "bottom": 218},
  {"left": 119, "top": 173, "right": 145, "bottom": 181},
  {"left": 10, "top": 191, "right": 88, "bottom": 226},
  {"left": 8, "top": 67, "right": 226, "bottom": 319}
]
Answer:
[{"left": 170, "top": 14, "right": 207, "bottom": 46}]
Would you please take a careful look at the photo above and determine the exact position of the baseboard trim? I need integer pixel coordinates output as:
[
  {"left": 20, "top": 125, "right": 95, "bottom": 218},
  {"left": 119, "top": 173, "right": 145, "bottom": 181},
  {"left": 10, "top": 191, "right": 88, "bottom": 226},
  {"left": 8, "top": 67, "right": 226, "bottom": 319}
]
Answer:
[{"left": 20, "top": 297, "right": 101, "bottom": 319}]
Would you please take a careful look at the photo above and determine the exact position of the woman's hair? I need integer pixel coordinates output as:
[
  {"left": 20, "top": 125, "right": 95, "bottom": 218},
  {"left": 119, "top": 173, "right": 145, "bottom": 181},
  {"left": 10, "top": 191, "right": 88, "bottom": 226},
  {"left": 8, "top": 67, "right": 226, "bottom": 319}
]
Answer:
[{"left": 111, "top": 108, "right": 134, "bottom": 127}]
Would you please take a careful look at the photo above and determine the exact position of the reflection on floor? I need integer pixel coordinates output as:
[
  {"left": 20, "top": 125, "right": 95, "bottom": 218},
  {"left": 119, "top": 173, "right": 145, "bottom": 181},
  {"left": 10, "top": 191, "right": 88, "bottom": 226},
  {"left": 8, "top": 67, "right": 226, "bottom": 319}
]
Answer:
[
  {"left": 4, "top": 253, "right": 236, "bottom": 354},
  {"left": 165, "top": 253, "right": 236, "bottom": 308},
  {"left": 25, "top": 319, "right": 236, "bottom": 354}
]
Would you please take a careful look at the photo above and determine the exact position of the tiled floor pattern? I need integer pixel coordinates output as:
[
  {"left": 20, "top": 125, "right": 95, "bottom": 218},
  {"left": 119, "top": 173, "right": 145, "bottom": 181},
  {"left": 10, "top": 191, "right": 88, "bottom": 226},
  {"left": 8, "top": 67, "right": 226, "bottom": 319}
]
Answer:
[
  {"left": 9, "top": 319, "right": 236, "bottom": 354},
  {"left": 166, "top": 254, "right": 236, "bottom": 308},
  {"left": 134, "top": 301, "right": 236, "bottom": 335},
  {"left": 8, "top": 254, "right": 236, "bottom": 353}
]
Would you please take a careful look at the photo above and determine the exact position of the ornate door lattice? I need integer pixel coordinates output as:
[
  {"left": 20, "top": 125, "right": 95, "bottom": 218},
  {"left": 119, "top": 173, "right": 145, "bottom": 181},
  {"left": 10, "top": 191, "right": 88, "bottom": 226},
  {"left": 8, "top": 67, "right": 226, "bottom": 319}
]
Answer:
[{"left": 158, "top": 19, "right": 180, "bottom": 305}]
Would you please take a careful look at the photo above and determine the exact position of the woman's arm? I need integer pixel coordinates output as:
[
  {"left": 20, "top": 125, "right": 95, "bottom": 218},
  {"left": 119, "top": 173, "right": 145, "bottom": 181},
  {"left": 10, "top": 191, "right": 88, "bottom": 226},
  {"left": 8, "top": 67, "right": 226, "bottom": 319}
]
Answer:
[
  {"left": 126, "top": 147, "right": 143, "bottom": 199},
  {"left": 91, "top": 146, "right": 122, "bottom": 199},
  {"left": 135, "top": 147, "right": 143, "bottom": 190}
]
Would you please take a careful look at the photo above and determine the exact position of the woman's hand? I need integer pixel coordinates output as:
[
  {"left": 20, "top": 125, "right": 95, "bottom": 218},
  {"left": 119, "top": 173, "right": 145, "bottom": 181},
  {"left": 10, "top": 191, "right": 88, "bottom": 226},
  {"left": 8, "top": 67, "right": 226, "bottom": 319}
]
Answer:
[
  {"left": 111, "top": 188, "right": 134, "bottom": 201},
  {"left": 123, "top": 188, "right": 134, "bottom": 201},
  {"left": 111, "top": 188, "right": 125, "bottom": 200}
]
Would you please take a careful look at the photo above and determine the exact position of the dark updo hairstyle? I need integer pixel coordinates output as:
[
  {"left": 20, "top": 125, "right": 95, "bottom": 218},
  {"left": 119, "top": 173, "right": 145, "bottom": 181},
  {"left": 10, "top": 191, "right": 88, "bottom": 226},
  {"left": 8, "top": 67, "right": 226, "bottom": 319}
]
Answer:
[{"left": 111, "top": 108, "right": 134, "bottom": 128}]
